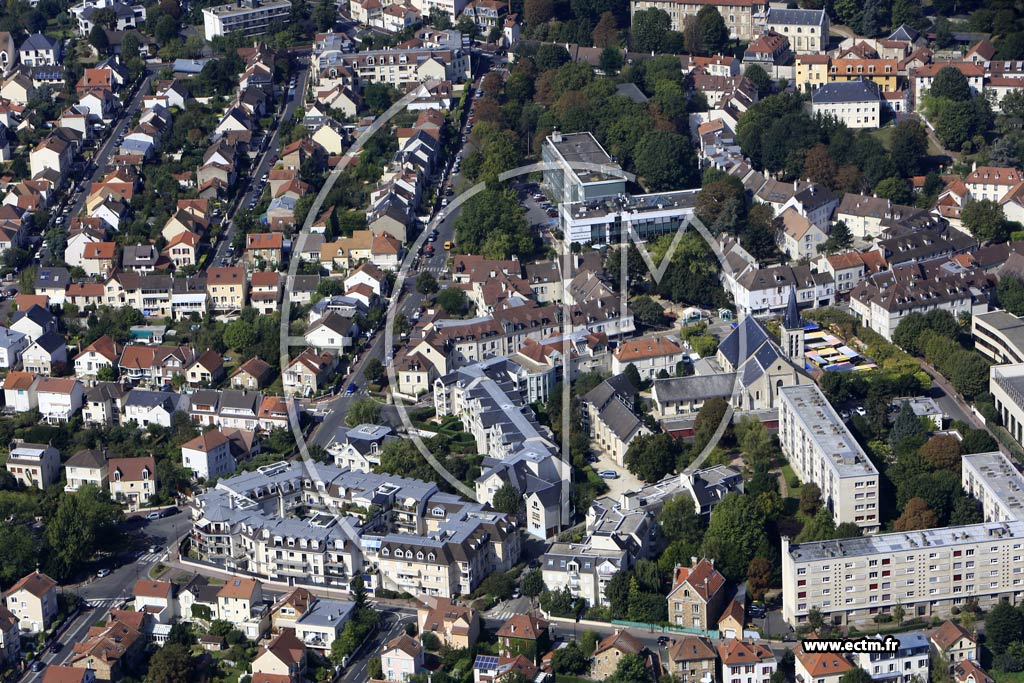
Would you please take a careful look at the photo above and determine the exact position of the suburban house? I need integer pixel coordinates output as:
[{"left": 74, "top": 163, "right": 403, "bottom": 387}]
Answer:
[
  {"left": 5, "top": 440, "right": 61, "bottom": 489},
  {"left": 666, "top": 559, "right": 727, "bottom": 632},
  {"left": 64, "top": 448, "right": 110, "bottom": 493},
  {"left": 4, "top": 571, "right": 58, "bottom": 633},
  {"left": 107, "top": 456, "right": 157, "bottom": 510},
  {"left": 381, "top": 634, "right": 424, "bottom": 683},
  {"left": 417, "top": 597, "right": 480, "bottom": 649}
]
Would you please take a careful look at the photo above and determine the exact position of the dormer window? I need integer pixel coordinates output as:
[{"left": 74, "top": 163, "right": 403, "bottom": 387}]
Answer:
[{"left": 382, "top": 547, "right": 389, "bottom": 556}]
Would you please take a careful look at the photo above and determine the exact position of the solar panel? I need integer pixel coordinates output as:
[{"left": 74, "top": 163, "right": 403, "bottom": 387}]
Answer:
[{"left": 474, "top": 656, "right": 499, "bottom": 670}]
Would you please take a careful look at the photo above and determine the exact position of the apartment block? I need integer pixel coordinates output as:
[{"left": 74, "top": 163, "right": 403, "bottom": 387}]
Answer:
[
  {"left": 784, "top": 439, "right": 1024, "bottom": 627},
  {"left": 778, "top": 384, "right": 880, "bottom": 532},
  {"left": 202, "top": 0, "right": 292, "bottom": 41},
  {"left": 990, "top": 364, "right": 1024, "bottom": 447},
  {"left": 972, "top": 310, "right": 1024, "bottom": 364}
]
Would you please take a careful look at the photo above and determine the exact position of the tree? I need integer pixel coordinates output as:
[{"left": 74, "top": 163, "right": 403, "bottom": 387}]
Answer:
[
  {"left": 631, "top": 295, "right": 666, "bottom": 328},
  {"left": 889, "top": 120, "right": 928, "bottom": 176},
  {"left": 599, "top": 46, "right": 624, "bottom": 74},
  {"left": 817, "top": 220, "right": 853, "bottom": 255},
  {"left": 625, "top": 432, "right": 682, "bottom": 482},
  {"left": 534, "top": 43, "right": 570, "bottom": 71},
  {"left": 223, "top": 319, "right": 256, "bottom": 351},
  {"left": 363, "top": 358, "right": 384, "bottom": 384},
  {"left": 695, "top": 6, "right": 729, "bottom": 55},
  {"left": 580, "top": 630, "right": 599, "bottom": 657},
  {"left": 700, "top": 493, "right": 768, "bottom": 582},
  {"left": 89, "top": 25, "right": 110, "bottom": 55},
  {"left": 1002, "top": 90, "right": 1024, "bottom": 118},
  {"left": 521, "top": 569, "right": 545, "bottom": 597},
  {"left": 890, "top": 401, "right": 925, "bottom": 448},
  {"left": 658, "top": 495, "right": 704, "bottom": 546},
  {"left": 492, "top": 483, "right": 524, "bottom": 517},
  {"left": 632, "top": 8, "right": 671, "bottom": 53},
  {"left": 839, "top": 668, "right": 874, "bottom": 683},
  {"left": 929, "top": 67, "right": 971, "bottom": 102},
  {"left": 747, "top": 557, "right": 772, "bottom": 601},
  {"left": 436, "top": 288, "right": 471, "bottom": 316},
  {"left": 919, "top": 434, "right": 961, "bottom": 472},
  {"left": 892, "top": 603, "right": 905, "bottom": 626},
  {"left": 524, "top": 0, "right": 554, "bottom": 25},
  {"left": 799, "top": 483, "right": 822, "bottom": 516},
  {"left": 999, "top": 276, "right": 1024, "bottom": 316},
  {"left": 635, "top": 130, "right": 699, "bottom": 192},
  {"left": 146, "top": 643, "right": 194, "bottom": 683},
  {"left": 985, "top": 599, "right": 1024, "bottom": 655},
  {"left": 873, "top": 177, "right": 912, "bottom": 204},
  {"left": 961, "top": 199, "right": 1007, "bottom": 243},
  {"left": 893, "top": 497, "right": 939, "bottom": 532},
  {"left": 608, "top": 653, "right": 653, "bottom": 683},
  {"left": 350, "top": 574, "right": 368, "bottom": 610},
  {"left": 345, "top": 397, "right": 381, "bottom": 427},
  {"left": 46, "top": 485, "right": 121, "bottom": 580},
  {"left": 551, "top": 642, "right": 588, "bottom": 675},
  {"left": 416, "top": 271, "right": 439, "bottom": 295},
  {"left": 592, "top": 11, "right": 619, "bottom": 47},
  {"left": 744, "top": 64, "right": 772, "bottom": 96},
  {"left": 368, "top": 658, "right": 384, "bottom": 680}
]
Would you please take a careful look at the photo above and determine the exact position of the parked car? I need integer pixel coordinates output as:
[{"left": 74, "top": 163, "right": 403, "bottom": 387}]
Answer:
[
  {"left": 146, "top": 511, "right": 162, "bottom": 520},
  {"left": 96, "top": 568, "right": 111, "bottom": 578},
  {"left": 599, "top": 470, "right": 619, "bottom": 479},
  {"left": 657, "top": 636, "right": 670, "bottom": 646},
  {"left": 31, "top": 661, "right": 44, "bottom": 672},
  {"left": 50, "top": 642, "right": 62, "bottom": 653}
]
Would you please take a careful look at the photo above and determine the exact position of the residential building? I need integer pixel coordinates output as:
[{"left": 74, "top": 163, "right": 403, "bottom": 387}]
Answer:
[
  {"left": 5, "top": 571, "right": 58, "bottom": 633},
  {"left": 64, "top": 448, "right": 109, "bottom": 493},
  {"left": 929, "top": 621, "right": 977, "bottom": 673},
  {"left": 68, "top": 611, "right": 145, "bottom": 681},
  {"left": 0, "top": 326, "right": 27, "bottom": 368},
  {"left": 381, "top": 635, "right": 424, "bottom": 682},
  {"left": 667, "top": 636, "right": 717, "bottom": 683},
  {"left": 973, "top": 309, "right": 1024, "bottom": 364},
  {"left": 269, "top": 588, "right": 354, "bottom": 651},
  {"left": 22, "top": 332, "right": 67, "bottom": 376},
  {"left": 0, "top": 605, "right": 19, "bottom": 668},
  {"left": 794, "top": 645, "right": 854, "bottom": 683},
  {"left": 854, "top": 633, "right": 930, "bottom": 683},
  {"left": 764, "top": 8, "right": 829, "bottom": 54},
  {"left": 74, "top": 335, "right": 122, "bottom": 382},
  {"left": 611, "top": 335, "right": 685, "bottom": 379},
  {"left": 132, "top": 580, "right": 176, "bottom": 624},
  {"left": 18, "top": 33, "right": 60, "bottom": 67},
  {"left": 496, "top": 614, "right": 549, "bottom": 662},
  {"left": 629, "top": 0, "right": 767, "bottom": 40},
  {"left": 202, "top": 0, "right": 293, "bottom": 40},
  {"left": 666, "top": 559, "right": 727, "bottom": 631},
  {"left": 5, "top": 440, "right": 60, "bottom": 489},
  {"left": 811, "top": 79, "right": 882, "bottom": 128},
  {"left": 718, "top": 640, "right": 777, "bottom": 683},
  {"left": 961, "top": 451, "right": 1024, "bottom": 524},
  {"left": 250, "top": 628, "right": 306, "bottom": 682},
  {"left": 778, "top": 384, "right": 881, "bottom": 532},
  {"left": 108, "top": 456, "right": 156, "bottom": 509},
  {"left": 2, "top": 371, "right": 39, "bottom": 412},
  {"left": 593, "top": 631, "right": 648, "bottom": 680},
  {"left": 181, "top": 429, "right": 237, "bottom": 481},
  {"left": 581, "top": 374, "right": 649, "bottom": 467},
  {"left": 777, "top": 207, "right": 827, "bottom": 259},
  {"left": 417, "top": 597, "right": 480, "bottom": 649},
  {"left": 207, "top": 266, "right": 247, "bottom": 314}
]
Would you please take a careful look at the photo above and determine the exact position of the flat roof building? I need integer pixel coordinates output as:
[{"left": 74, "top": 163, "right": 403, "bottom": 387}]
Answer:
[
  {"left": 202, "top": 0, "right": 292, "bottom": 40},
  {"left": 541, "top": 131, "right": 626, "bottom": 204},
  {"left": 778, "top": 384, "right": 880, "bottom": 532},
  {"left": 962, "top": 451, "right": 1024, "bottom": 523},
  {"left": 973, "top": 309, "right": 1024, "bottom": 365}
]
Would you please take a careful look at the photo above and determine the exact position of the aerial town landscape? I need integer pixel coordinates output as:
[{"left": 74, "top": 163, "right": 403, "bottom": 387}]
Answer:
[{"left": 8, "top": 0, "right": 1024, "bottom": 681}]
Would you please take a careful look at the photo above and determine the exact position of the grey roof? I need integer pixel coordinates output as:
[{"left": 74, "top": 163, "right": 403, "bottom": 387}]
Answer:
[
  {"left": 20, "top": 33, "right": 58, "bottom": 52},
  {"left": 34, "top": 267, "right": 71, "bottom": 290},
  {"left": 12, "top": 305, "right": 55, "bottom": 329},
  {"left": 598, "top": 396, "right": 644, "bottom": 442},
  {"left": 615, "top": 83, "right": 648, "bottom": 103},
  {"left": 65, "top": 448, "right": 108, "bottom": 469},
  {"left": 297, "top": 597, "right": 356, "bottom": 629},
  {"left": 888, "top": 25, "right": 920, "bottom": 42},
  {"left": 0, "top": 327, "right": 27, "bottom": 349},
  {"left": 717, "top": 316, "right": 770, "bottom": 369},
  {"left": 765, "top": 7, "right": 827, "bottom": 25},
  {"left": 218, "top": 389, "right": 261, "bottom": 414},
  {"left": 85, "top": 382, "right": 128, "bottom": 402},
  {"left": 125, "top": 389, "right": 178, "bottom": 409},
  {"left": 812, "top": 79, "right": 881, "bottom": 105},
  {"left": 783, "top": 287, "right": 801, "bottom": 330},
  {"left": 29, "top": 331, "right": 65, "bottom": 354},
  {"left": 123, "top": 244, "right": 159, "bottom": 266},
  {"left": 652, "top": 374, "right": 736, "bottom": 403}
]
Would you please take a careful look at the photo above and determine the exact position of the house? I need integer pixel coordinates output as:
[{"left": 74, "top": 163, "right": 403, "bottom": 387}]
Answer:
[
  {"left": 930, "top": 621, "right": 978, "bottom": 673},
  {"left": 230, "top": 357, "right": 273, "bottom": 390},
  {"left": 121, "top": 389, "right": 185, "bottom": 428},
  {"left": 22, "top": 331, "right": 68, "bottom": 376},
  {"left": 186, "top": 350, "right": 226, "bottom": 387},
  {"left": 611, "top": 335, "right": 685, "bottom": 379},
  {"left": 246, "top": 232, "right": 284, "bottom": 269},
  {"left": 122, "top": 244, "right": 160, "bottom": 273},
  {"left": 118, "top": 345, "right": 194, "bottom": 386},
  {"left": 19, "top": 33, "right": 60, "bottom": 67},
  {"left": 718, "top": 598, "right": 745, "bottom": 638},
  {"left": 250, "top": 629, "right": 307, "bottom": 683},
  {"left": 83, "top": 382, "right": 128, "bottom": 427},
  {"left": 132, "top": 580, "right": 176, "bottom": 624},
  {"left": 667, "top": 636, "right": 718, "bottom": 683},
  {"left": 5, "top": 440, "right": 60, "bottom": 489},
  {"left": 764, "top": 7, "right": 829, "bottom": 54},
  {"left": 381, "top": 635, "right": 424, "bottom": 683},
  {"left": 163, "top": 231, "right": 200, "bottom": 268},
  {"left": 666, "top": 559, "right": 727, "bottom": 631},
  {"left": 304, "top": 312, "right": 358, "bottom": 353},
  {"left": 795, "top": 645, "right": 854, "bottom": 683},
  {"left": 954, "top": 661, "right": 994, "bottom": 683},
  {"left": 283, "top": 349, "right": 337, "bottom": 397},
  {"left": 30, "top": 135, "right": 73, "bottom": 183},
  {"left": 718, "top": 640, "right": 777, "bottom": 683},
  {"left": 11, "top": 304, "right": 56, "bottom": 343},
  {"left": 81, "top": 241, "right": 117, "bottom": 278},
  {"left": 418, "top": 597, "right": 480, "bottom": 649},
  {"left": 472, "top": 654, "right": 538, "bottom": 683},
  {"left": 74, "top": 335, "right": 123, "bottom": 385},
  {"left": 593, "top": 630, "right": 647, "bottom": 680},
  {"left": 2, "top": 371, "right": 38, "bottom": 412},
  {"left": 207, "top": 266, "right": 247, "bottom": 314},
  {"left": 217, "top": 577, "right": 264, "bottom": 630},
  {"left": 36, "top": 377, "right": 84, "bottom": 424},
  {"left": 68, "top": 613, "right": 145, "bottom": 681},
  {"left": 269, "top": 589, "right": 355, "bottom": 652},
  {"left": 582, "top": 375, "right": 649, "bottom": 467},
  {"left": 0, "top": 326, "right": 27, "bottom": 368},
  {"left": 496, "top": 614, "right": 549, "bottom": 662},
  {"left": 108, "top": 456, "right": 156, "bottom": 510},
  {"left": 777, "top": 207, "right": 827, "bottom": 259},
  {"left": 5, "top": 571, "right": 58, "bottom": 633},
  {"left": 64, "top": 448, "right": 109, "bottom": 493},
  {"left": 854, "top": 632, "right": 929, "bottom": 683}
]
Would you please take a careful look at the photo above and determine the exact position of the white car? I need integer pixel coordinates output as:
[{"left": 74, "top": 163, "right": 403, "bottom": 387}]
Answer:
[{"left": 96, "top": 568, "right": 111, "bottom": 578}]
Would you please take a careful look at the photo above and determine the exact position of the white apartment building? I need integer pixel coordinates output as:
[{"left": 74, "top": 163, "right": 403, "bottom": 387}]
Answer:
[
  {"left": 763, "top": 8, "right": 829, "bottom": 54},
  {"left": 961, "top": 451, "right": 1024, "bottom": 524},
  {"left": 990, "top": 364, "right": 1024, "bottom": 447},
  {"left": 973, "top": 310, "right": 1024, "bottom": 365},
  {"left": 811, "top": 80, "right": 882, "bottom": 129},
  {"left": 560, "top": 190, "right": 700, "bottom": 247},
  {"left": 202, "top": 0, "right": 292, "bottom": 41},
  {"left": 629, "top": 0, "right": 768, "bottom": 40},
  {"left": 778, "top": 384, "right": 881, "bottom": 532}
]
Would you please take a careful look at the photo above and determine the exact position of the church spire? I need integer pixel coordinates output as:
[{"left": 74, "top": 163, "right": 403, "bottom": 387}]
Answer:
[{"left": 783, "top": 287, "right": 801, "bottom": 330}]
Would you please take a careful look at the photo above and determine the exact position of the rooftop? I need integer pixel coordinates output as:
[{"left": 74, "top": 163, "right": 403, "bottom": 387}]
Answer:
[{"left": 780, "top": 384, "right": 878, "bottom": 479}]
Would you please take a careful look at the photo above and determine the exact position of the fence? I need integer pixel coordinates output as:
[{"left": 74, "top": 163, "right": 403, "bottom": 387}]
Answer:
[{"left": 611, "top": 619, "right": 720, "bottom": 638}]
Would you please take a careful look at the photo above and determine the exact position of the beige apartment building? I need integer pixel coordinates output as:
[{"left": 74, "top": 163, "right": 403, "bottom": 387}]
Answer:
[
  {"left": 778, "top": 384, "right": 880, "bottom": 532},
  {"left": 207, "top": 266, "right": 248, "bottom": 315},
  {"left": 630, "top": 0, "right": 766, "bottom": 40}
]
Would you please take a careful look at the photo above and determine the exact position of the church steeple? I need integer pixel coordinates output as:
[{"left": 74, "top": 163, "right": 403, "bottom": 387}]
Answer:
[{"left": 781, "top": 288, "right": 805, "bottom": 366}]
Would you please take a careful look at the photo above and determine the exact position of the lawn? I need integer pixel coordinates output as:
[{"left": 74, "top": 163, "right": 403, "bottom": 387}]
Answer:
[{"left": 782, "top": 463, "right": 802, "bottom": 499}]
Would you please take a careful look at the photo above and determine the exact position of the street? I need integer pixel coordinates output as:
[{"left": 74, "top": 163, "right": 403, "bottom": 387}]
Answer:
[{"left": 212, "top": 63, "right": 311, "bottom": 267}]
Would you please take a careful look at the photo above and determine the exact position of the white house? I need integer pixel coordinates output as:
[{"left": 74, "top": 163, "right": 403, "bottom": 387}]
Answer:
[
  {"left": 36, "top": 377, "right": 84, "bottom": 424},
  {"left": 181, "top": 429, "right": 236, "bottom": 481}
]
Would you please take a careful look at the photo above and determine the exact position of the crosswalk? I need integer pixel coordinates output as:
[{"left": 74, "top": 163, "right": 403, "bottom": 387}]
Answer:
[
  {"left": 487, "top": 609, "right": 519, "bottom": 621},
  {"left": 136, "top": 551, "right": 165, "bottom": 564},
  {"left": 83, "top": 597, "right": 122, "bottom": 612}
]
